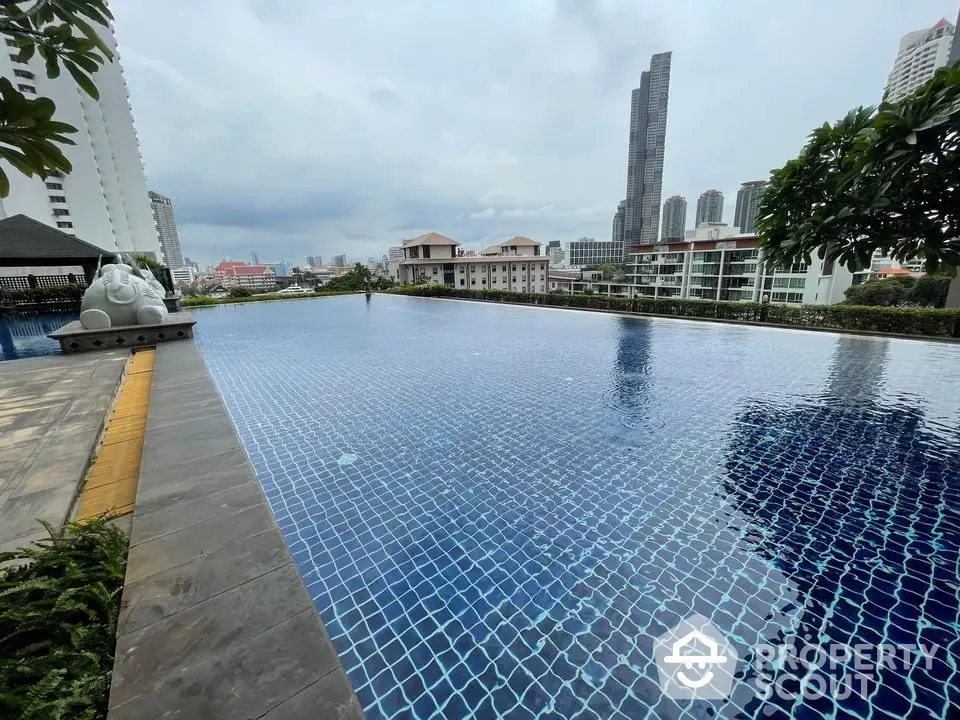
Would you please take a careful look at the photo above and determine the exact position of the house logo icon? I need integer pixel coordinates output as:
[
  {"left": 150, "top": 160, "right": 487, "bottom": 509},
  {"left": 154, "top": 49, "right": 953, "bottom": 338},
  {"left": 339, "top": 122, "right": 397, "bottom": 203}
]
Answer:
[{"left": 654, "top": 614, "right": 739, "bottom": 700}]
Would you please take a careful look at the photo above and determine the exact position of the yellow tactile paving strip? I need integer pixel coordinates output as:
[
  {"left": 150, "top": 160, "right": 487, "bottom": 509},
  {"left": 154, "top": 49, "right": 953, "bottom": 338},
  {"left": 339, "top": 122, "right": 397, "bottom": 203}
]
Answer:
[{"left": 74, "top": 349, "right": 155, "bottom": 520}]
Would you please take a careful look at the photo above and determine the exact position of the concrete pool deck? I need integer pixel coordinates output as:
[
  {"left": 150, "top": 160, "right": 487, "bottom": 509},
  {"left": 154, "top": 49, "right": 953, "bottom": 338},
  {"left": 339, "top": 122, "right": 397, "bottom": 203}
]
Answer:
[
  {"left": 108, "top": 340, "right": 363, "bottom": 719},
  {"left": 0, "top": 349, "right": 127, "bottom": 554}
]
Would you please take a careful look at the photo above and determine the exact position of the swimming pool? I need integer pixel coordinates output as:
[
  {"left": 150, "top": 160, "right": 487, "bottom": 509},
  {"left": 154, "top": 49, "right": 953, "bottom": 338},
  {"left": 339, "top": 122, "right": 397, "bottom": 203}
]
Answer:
[
  {"left": 0, "top": 311, "right": 77, "bottom": 361},
  {"left": 194, "top": 295, "right": 959, "bottom": 719}
]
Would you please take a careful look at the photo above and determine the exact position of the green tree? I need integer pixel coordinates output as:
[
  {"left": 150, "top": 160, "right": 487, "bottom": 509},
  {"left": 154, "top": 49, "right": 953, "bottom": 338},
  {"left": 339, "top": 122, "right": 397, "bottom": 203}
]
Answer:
[
  {"left": 598, "top": 263, "right": 618, "bottom": 281},
  {"left": 323, "top": 263, "right": 375, "bottom": 292},
  {"left": 843, "top": 276, "right": 914, "bottom": 306},
  {"left": 228, "top": 286, "right": 252, "bottom": 299},
  {"left": 0, "top": 1, "right": 114, "bottom": 196},
  {"left": 756, "top": 66, "right": 960, "bottom": 273},
  {"left": 909, "top": 271, "right": 952, "bottom": 307}
]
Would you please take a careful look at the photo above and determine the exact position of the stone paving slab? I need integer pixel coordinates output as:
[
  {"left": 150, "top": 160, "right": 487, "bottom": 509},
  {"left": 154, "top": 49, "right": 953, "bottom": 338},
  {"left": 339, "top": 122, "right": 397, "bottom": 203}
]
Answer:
[
  {"left": 0, "top": 350, "right": 127, "bottom": 554},
  {"left": 109, "top": 340, "right": 363, "bottom": 720}
]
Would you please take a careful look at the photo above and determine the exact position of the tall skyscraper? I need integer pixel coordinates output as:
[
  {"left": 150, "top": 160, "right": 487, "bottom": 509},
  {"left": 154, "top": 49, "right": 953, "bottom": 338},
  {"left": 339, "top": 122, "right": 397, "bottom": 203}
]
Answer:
[
  {"left": 622, "top": 51, "right": 672, "bottom": 257},
  {"left": 660, "top": 196, "right": 687, "bottom": 242},
  {"left": 149, "top": 191, "right": 183, "bottom": 269},
  {"left": 611, "top": 201, "right": 625, "bottom": 247},
  {"left": 251, "top": 251, "right": 260, "bottom": 265},
  {"left": 333, "top": 254, "right": 347, "bottom": 267},
  {"left": 0, "top": 22, "right": 160, "bottom": 256},
  {"left": 733, "top": 181, "right": 766, "bottom": 234},
  {"left": 882, "top": 18, "right": 955, "bottom": 103},
  {"left": 695, "top": 190, "right": 724, "bottom": 227}
]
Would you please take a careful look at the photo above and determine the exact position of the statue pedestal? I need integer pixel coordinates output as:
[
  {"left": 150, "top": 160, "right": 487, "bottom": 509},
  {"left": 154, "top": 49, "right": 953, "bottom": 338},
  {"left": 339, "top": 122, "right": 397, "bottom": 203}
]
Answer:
[{"left": 48, "top": 311, "right": 197, "bottom": 354}]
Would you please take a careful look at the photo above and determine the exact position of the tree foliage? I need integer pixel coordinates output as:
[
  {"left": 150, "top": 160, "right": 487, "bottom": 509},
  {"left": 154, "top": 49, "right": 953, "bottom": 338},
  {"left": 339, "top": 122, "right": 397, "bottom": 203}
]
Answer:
[
  {"left": 0, "top": 0, "right": 114, "bottom": 196},
  {"left": 756, "top": 66, "right": 960, "bottom": 272},
  {"left": 323, "top": 263, "right": 393, "bottom": 291},
  {"left": 0, "top": 518, "right": 128, "bottom": 720},
  {"left": 842, "top": 271, "right": 952, "bottom": 307}
]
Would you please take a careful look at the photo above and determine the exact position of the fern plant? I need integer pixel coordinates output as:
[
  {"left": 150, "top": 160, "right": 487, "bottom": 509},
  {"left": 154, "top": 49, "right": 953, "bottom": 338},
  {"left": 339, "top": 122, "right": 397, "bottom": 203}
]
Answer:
[{"left": 0, "top": 518, "right": 128, "bottom": 720}]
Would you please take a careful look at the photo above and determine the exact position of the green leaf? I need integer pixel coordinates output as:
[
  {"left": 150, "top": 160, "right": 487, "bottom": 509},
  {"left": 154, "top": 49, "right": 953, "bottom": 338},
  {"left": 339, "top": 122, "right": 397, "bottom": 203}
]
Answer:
[{"left": 63, "top": 61, "right": 98, "bottom": 100}]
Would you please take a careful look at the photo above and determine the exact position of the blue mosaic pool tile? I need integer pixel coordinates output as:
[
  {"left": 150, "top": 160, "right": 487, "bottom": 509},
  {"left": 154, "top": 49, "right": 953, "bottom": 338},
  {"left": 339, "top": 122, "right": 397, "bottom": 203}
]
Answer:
[{"left": 194, "top": 297, "right": 960, "bottom": 720}]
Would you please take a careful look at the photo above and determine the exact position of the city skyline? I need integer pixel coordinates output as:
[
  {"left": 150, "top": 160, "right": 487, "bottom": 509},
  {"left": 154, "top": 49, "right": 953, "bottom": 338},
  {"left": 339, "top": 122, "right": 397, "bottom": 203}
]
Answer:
[{"left": 110, "top": 1, "right": 960, "bottom": 261}]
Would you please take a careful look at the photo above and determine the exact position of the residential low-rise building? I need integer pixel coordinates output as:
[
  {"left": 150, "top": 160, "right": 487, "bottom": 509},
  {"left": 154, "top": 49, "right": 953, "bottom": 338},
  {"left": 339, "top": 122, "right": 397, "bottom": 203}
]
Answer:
[
  {"left": 625, "top": 232, "right": 854, "bottom": 305},
  {"left": 396, "top": 233, "right": 548, "bottom": 293},
  {"left": 567, "top": 238, "right": 623, "bottom": 268},
  {"left": 171, "top": 266, "right": 197, "bottom": 285},
  {"left": 213, "top": 261, "right": 277, "bottom": 290}
]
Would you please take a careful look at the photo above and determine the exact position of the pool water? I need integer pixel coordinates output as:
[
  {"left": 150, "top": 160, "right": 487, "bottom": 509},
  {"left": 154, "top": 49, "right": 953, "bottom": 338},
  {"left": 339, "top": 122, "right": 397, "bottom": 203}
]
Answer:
[
  {"left": 194, "top": 295, "right": 960, "bottom": 719},
  {"left": 0, "top": 311, "right": 77, "bottom": 361}
]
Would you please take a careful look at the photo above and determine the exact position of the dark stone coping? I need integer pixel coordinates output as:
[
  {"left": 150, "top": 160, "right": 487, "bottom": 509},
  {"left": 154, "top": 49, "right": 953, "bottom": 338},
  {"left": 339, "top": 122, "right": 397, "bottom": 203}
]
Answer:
[
  {"left": 107, "top": 340, "right": 363, "bottom": 720},
  {"left": 48, "top": 312, "right": 197, "bottom": 354}
]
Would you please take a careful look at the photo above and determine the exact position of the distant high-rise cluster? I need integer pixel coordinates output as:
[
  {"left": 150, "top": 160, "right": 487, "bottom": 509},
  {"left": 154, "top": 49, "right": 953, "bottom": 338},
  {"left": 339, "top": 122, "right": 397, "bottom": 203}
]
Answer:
[
  {"left": 307, "top": 255, "right": 322, "bottom": 268},
  {"left": 660, "top": 196, "right": 686, "bottom": 242},
  {"left": 333, "top": 254, "right": 347, "bottom": 267},
  {"left": 149, "top": 191, "right": 183, "bottom": 269},
  {"left": 619, "top": 52, "right": 672, "bottom": 257},
  {"left": 695, "top": 190, "right": 724, "bottom": 227},
  {"left": 733, "top": 181, "right": 766, "bottom": 235},
  {"left": 882, "top": 18, "right": 955, "bottom": 103}
]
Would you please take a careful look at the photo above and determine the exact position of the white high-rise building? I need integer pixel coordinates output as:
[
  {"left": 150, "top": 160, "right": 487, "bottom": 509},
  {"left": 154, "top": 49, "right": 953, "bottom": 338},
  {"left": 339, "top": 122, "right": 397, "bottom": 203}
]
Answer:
[
  {"left": 0, "top": 22, "right": 160, "bottom": 257},
  {"left": 882, "top": 18, "right": 955, "bottom": 103},
  {"left": 149, "top": 191, "right": 183, "bottom": 269}
]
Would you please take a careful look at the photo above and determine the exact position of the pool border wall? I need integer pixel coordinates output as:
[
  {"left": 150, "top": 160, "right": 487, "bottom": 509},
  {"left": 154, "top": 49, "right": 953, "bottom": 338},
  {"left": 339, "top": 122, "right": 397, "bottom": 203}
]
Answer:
[
  {"left": 106, "top": 339, "right": 364, "bottom": 720},
  {"left": 389, "top": 294, "right": 960, "bottom": 343}
]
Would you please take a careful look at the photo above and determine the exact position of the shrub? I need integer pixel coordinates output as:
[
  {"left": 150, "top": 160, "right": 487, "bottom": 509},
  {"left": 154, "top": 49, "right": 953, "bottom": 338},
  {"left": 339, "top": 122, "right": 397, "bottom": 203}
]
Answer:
[
  {"left": 384, "top": 286, "right": 960, "bottom": 337},
  {"left": 227, "top": 287, "right": 253, "bottom": 299},
  {"left": 0, "top": 284, "right": 85, "bottom": 306},
  {"left": 182, "top": 295, "right": 218, "bottom": 307},
  {"left": 0, "top": 518, "right": 128, "bottom": 720}
]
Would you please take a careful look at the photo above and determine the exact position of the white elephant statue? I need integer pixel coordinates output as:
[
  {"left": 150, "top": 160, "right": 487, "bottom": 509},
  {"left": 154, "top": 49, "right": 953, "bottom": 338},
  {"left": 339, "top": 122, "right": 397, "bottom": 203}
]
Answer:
[
  {"left": 79, "top": 254, "right": 169, "bottom": 329},
  {"left": 140, "top": 267, "right": 168, "bottom": 297}
]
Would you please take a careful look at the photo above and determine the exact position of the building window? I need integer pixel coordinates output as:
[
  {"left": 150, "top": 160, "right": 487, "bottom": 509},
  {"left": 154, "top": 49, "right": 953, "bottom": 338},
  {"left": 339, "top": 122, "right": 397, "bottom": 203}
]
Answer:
[
  {"left": 540, "top": 264, "right": 545, "bottom": 270},
  {"left": 459, "top": 266, "right": 464, "bottom": 273},
  {"left": 512, "top": 277, "right": 516, "bottom": 283},
  {"left": 512, "top": 265, "right": 516, "bottom": 271},
  {"left": 432, "top": 267, "right": 437, "bottom": 275},
  {"left": 13, "top": 69, "right": 33, "bottom": 79},
  {"left": 460, "top": 279, "right": 465, "bottom": 286},
  {"left": 45, "top": 182, "right": 63, "bottom": 190},
  {"left": 471, "top": 278, "right": 475, "bottom": 285},
  {"left": 52, "top": 208, "right": 70, "bottom": 216},
  {"left": 501, "top": 265, "right": 507, "bottom": 271},
  {"left": 56, "top": 221, "right": 73, "bottom": 229},
  {"left": 492, "top": 277, "right": 497, "bottom": 284},
  {"left": 481, "top": 278, "right": 486, "bottom": 285},
  {"left": 48, "top": 195, "right": 66, "bottom": 203},
  {"left": 540, "top": 274, "right": 544, "bottom": 280},
  {"left": 470, "top": 265, "right": 475, "bottom": 272},
  {"left": 17, "top": 84, "right": 35, "bottom": 93}
]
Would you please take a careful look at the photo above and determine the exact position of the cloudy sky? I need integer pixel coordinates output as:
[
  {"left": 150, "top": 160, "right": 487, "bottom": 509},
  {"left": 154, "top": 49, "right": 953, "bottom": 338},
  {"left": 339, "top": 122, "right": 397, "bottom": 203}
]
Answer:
[{"left": 113, "top": 0, "right": 958, "bottom": 267}]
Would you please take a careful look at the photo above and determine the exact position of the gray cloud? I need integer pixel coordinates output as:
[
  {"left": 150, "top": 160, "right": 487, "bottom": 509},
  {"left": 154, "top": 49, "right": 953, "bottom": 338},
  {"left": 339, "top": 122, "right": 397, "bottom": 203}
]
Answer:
[{"left": 113, "top": 0, "right": 959, "bottom": 267}]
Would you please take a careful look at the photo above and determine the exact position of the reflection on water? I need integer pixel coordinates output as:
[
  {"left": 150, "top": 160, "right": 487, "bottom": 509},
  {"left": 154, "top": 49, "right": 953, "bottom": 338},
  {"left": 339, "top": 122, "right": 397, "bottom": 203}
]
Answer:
[
  {"left": 0, "top": 312, "right": 76, "bottom": 361},
  {"left": 723, "top": 337, "right": 959, "bottom": 718}
]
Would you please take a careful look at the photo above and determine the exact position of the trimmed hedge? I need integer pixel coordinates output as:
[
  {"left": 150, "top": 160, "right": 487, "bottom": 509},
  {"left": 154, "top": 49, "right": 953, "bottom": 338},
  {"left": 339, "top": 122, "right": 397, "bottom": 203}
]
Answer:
[
  {"left": 0, "top": 284, "right": 85, "bottom": 306},
  {"left": 182, "top": 290, "right": 359, "bottom": 307},
  {"left": 385, "top": 285, "right": 960, "bottom": 338}
]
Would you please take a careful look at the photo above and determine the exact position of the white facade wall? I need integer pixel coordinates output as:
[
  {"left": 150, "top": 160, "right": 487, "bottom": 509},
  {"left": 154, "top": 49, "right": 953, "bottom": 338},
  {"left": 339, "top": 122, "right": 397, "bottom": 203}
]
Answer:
[
  {"left": 171, "top": 266, "right": 197, "bottom": 285},
  {"left": 0, "top": 24, "right": 159, "bottom": 256},
  {"left": 400, "top": 259, "right": 549, "bottom": 293},
  {"left": 623, "top": 234, "right": 854, "bottom": 306}
]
